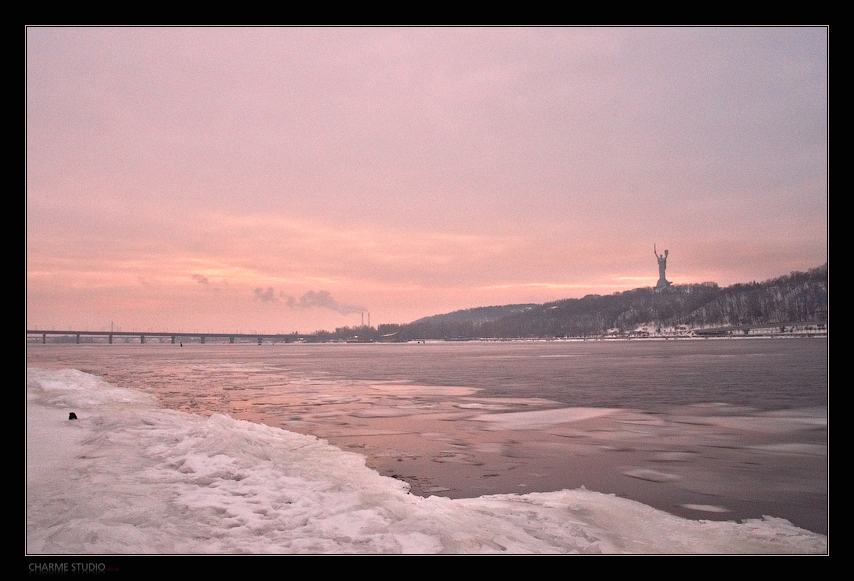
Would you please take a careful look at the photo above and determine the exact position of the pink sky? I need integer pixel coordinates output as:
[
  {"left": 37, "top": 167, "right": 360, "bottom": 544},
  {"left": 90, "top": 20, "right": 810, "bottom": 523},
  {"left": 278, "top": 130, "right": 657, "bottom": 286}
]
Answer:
[{"left": 27, "top": 27, "right": 827, "bottom": 333}]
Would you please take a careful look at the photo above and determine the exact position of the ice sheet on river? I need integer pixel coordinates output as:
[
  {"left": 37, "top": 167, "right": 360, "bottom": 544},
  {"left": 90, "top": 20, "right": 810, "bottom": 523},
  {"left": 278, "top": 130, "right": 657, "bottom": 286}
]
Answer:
[{"left": 26, "top": 368, "right": 826, "bottom": 554}]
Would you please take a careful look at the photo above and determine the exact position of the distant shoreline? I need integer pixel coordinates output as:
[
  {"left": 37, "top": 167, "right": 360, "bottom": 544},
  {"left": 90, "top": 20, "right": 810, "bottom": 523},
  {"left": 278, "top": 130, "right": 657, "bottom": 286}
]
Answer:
[{"left": 26, "top": 332, "right": 828, "bottom": 346}]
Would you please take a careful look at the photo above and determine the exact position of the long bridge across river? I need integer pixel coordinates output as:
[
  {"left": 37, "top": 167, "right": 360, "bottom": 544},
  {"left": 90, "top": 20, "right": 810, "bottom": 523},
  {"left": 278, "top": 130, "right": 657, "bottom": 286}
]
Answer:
[
  {"left": 26, "top": 329, "right": 300, "bottom": 345},
  {"left": 27, "top": 321, "right": 827, "bottom": 345}
]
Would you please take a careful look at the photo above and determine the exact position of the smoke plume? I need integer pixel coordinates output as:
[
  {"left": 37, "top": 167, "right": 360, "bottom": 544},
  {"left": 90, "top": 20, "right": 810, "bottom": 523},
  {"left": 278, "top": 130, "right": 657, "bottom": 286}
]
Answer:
[
  {"left": 253, "top": 287, "right": 278, "bottom": 303},
  {"left": 286, "top": 290, "right": 365, "bottom": 315}
]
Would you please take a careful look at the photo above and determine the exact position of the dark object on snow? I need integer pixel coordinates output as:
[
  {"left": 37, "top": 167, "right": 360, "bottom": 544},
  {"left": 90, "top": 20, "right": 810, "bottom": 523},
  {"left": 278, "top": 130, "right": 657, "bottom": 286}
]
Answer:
[{"left": 68, "top": 412, "right": 77, "bottom": 420}]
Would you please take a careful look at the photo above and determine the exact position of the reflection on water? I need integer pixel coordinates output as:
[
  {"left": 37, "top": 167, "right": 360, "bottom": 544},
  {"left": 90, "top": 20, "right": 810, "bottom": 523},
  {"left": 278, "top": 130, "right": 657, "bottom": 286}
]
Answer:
[{"left": 27, "top": 339, "right": 827, "bottom": 534}]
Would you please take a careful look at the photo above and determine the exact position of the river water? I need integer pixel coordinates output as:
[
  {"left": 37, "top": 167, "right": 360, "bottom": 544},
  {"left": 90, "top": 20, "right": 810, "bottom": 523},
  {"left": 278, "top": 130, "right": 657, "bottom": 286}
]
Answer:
[{"left": 26, "top": 337, "right": 828, "bottom": 535}]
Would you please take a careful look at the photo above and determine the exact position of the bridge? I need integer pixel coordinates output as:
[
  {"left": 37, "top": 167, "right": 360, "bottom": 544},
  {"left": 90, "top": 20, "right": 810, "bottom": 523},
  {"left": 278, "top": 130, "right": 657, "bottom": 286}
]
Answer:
[{"left": 26, "top": 329, "right": 299, "bottom": 345}]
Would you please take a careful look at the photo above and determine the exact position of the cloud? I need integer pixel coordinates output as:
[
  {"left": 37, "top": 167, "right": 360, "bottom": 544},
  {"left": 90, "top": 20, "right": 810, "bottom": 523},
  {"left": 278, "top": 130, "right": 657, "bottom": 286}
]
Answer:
[
  {"left": 285, "top": 290, "right": 365, "bottom": 315},
  {"left": 192, "top": 274, "right": 209, "bottom": 285}
]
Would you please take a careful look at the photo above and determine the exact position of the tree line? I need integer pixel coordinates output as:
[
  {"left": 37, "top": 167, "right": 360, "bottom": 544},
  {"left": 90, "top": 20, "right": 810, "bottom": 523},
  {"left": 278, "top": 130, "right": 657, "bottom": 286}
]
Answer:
[{"left": 385, "top": 263, "right": 828, "bottom": 340}]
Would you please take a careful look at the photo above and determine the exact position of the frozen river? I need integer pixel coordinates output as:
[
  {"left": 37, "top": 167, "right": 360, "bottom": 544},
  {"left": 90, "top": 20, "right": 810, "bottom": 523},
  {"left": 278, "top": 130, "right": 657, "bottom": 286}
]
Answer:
[{"left": 27, "top": 338, "right": 827, "bottom": 553}]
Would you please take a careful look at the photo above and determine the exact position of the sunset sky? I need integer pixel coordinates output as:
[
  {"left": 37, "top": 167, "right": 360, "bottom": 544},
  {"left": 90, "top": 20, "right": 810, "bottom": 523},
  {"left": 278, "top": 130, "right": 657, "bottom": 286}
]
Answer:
[{"left": 26, "top": 27, "right": 827, "bottom": 334}]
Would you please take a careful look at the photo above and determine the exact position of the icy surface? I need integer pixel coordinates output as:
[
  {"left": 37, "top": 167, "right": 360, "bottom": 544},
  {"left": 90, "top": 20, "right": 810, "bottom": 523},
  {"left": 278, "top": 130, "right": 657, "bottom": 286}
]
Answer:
[
  {"left": 472, "top": 407, "right": 619, "bottom": 430},
  {"left": 26, "top": 368, "right": 827, "bottom": 554}
]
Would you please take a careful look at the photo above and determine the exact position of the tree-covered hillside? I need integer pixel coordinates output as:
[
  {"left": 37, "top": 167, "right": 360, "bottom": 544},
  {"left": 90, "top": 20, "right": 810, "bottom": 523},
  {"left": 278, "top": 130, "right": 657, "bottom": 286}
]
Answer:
[{"left": 393, "top": 264, "right": 827, "bottom": 340}]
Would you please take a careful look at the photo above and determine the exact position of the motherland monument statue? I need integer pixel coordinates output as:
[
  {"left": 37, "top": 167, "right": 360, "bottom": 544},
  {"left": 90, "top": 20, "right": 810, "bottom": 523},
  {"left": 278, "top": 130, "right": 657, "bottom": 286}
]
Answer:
[{"left": 654, "top": 244, "right": 671, "bottom": 291}]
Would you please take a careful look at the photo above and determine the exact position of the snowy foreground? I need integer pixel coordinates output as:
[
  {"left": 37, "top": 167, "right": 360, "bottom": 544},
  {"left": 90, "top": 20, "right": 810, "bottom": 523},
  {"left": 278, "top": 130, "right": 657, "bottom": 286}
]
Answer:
[{"left": 26, "top": 368, "right": 827, "bottom": 554}]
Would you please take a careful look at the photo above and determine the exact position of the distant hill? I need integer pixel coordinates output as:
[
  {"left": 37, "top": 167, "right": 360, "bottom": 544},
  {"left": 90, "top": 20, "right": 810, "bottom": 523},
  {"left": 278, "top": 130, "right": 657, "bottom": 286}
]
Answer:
[
  {"left": 398, "top": 264, "right": 827, "bottom": 340},
  {"left": 410, "top": 304, "right": 539, "bottom": 326}
]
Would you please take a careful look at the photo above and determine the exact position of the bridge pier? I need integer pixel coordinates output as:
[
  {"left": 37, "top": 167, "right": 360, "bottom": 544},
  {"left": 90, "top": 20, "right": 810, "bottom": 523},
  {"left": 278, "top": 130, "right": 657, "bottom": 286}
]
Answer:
[
  {"left": 258, "top": 336, "right": 262, "bottom": 345},
  {"left": 140, "top": 334, "right": 145, "bottom": 344},
  {"left": 76, "top": 333, "right": 80, "bottom": 344},
  {"left": 108, "top": 334, "right": 113, "bottom": 344}
]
